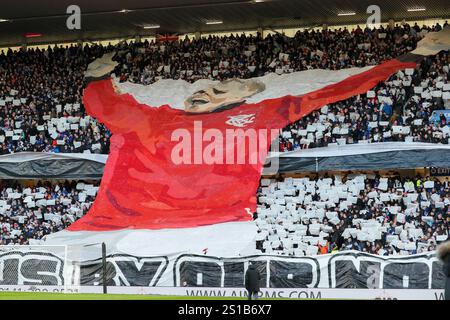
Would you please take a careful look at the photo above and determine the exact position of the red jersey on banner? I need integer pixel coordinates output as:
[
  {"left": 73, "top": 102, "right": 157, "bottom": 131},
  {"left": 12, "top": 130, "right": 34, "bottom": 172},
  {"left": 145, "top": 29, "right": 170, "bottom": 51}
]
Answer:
[{"left": 68, "top": 59, "right": 416, "bottom": 231}]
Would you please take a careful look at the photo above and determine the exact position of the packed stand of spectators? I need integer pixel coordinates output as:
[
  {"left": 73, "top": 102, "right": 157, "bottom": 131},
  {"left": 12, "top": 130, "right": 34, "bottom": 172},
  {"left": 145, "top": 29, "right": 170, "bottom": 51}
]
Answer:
[
  {"left": 279, "top": 49, "right": 450, "bottom": 152},
  {"left": 0, "top": 104, "right": 111, "bottom": 154},
  {"left": 0, "top": 44, "right": 111, "bottom": 154},
  {"left": 254, "top": 173, "right": 449, "bottom": 256},
  {"left": 0, "top": 22, "right": 447, "bottom": 155},
  {"left": 0, "top": 180, "right": 99, "bottom": 244}
]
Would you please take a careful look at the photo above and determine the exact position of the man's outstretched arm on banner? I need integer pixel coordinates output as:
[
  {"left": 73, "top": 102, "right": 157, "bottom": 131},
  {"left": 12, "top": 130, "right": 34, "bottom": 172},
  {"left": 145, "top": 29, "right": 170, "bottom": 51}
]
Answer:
[{"left": 83, "top": 52, "right": 150, "bottom": 134}]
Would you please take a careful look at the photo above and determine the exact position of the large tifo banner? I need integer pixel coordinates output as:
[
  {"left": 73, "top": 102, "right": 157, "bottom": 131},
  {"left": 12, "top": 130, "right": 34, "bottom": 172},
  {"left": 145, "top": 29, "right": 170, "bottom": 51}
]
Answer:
[
  {"left": 38, "top": 30, "right": 450, "bottom": 258},
  {"left": 0, "top": 248, "right": 445, "bottom": 299}
]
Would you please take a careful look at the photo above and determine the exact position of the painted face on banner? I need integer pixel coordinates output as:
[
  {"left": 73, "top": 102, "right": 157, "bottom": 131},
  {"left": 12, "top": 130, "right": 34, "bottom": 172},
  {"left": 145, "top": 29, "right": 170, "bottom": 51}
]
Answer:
[{"left": 184, "top": 78, "right": 265, "bottom": 113}]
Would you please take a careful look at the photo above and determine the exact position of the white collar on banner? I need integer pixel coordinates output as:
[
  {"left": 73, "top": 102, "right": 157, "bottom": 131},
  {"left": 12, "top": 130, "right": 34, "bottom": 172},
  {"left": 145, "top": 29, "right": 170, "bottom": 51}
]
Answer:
[{"left": 113, "top": 65, "right": 374, "bottom": 110}]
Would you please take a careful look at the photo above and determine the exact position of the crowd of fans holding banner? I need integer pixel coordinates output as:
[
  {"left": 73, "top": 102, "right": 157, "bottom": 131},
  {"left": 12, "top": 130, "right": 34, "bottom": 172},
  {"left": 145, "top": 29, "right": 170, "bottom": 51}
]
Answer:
[
  {"left": 0, "top": 180, "right": 99, "bottom": 245},
  {"left": 255, "top": 173, "right": 449, "bottom": 256},
  {"left": 0, "top": 44, "right": 111, "bottom": 154},
  {"left": 279, "top": 50, "right": 450, "bottom": 151},
  {"left": 0, "top": 22, "right": 448, "bottom": 154},
  {"left": 0, "top": 22, "right": 449, "bottom": 254},
  {"left": 1, "top": 171, "right": 448, "bottom": 253},
  {"left": 114, "top": 22, "right": 437, "bottom": 83}
]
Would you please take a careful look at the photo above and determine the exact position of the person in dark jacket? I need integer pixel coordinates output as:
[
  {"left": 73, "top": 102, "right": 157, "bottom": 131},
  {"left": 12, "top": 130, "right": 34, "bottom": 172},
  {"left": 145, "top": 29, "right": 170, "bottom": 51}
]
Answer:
[
  {"left": 437, "top": 241, "right": 450, "bottom": 300},
  {"left": 245, "top": 263, "right": 261, "bottom": 300}
]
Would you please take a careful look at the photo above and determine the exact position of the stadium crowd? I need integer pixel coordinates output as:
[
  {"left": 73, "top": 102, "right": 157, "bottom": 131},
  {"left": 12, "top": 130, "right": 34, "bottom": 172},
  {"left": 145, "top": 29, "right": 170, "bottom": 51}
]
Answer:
[
  {"left": 0, "top": 180, "right": 98, "bottom": 244},
  {"left": 279, "top": 50, "right": 450, "bottom": 151},
  {"left": 0, "top": 23, "right": 448, "bottom": 154},
  {"left": 2, "top": 171, "right": 447, "bottom": 254},
  {"left": 0, "top": 44, "right": 111, "bottom": 154},
  {"left": 0, "top": 22, "right": 449, "bottom": 256},
  {"left": 254, "top": 173, "right": 449, "bottom": 256},
  {"left": 114, "top": 22, "right": 436, "bottom": 83}
]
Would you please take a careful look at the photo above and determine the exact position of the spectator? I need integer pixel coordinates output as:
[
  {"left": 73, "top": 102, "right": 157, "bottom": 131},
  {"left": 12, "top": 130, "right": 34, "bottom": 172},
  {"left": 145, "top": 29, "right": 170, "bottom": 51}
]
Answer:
[{"left": 255, "top": 172, "right": 449, "bottom": 256}]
